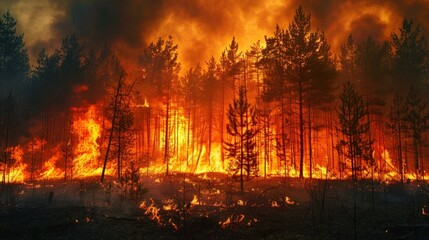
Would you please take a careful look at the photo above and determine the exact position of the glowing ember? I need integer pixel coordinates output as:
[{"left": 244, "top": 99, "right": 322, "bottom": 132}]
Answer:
[
  {"left": 163, "top": 198, "right": 177, "bottom": 211},
  {"left": 285, "top": 196, "right": 297, "bottom": 205},
  {"left": 190, "top": 195, "right": 199, "bottom": 205},
  {"left": 140, "top": 198, "right": 162, "bottom": 223},
  {"left": 219, "top": 213, "right": 245, "bottom": 229}
]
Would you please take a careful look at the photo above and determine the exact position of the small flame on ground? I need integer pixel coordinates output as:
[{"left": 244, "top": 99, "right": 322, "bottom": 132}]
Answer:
[
  {"left": 190, "top": 195, "right": 199, "bottom": 205},
  {"left": 285, "top": 196, "right": 296, "bottom": 205},
  {"left": 219, "top": 213, "right": 245, "bottom": 229},
  {"left": 271, "top": 201, "right": 280, "bottom": 207},
  {"left": 163, "top": 198, "right": 177, "bottom": 211}
]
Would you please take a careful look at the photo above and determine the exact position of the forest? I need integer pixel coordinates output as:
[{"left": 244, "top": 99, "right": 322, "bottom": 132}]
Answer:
[{"left": 1, "top": 3, "right": 429, "bottom": 240}]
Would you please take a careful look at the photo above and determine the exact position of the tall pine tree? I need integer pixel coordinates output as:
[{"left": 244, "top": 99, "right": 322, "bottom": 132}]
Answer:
[
  {"left": 224, "top": 86, "right": 258, "bottom": 194},
  {"left": 0, "top": 11, "right": 29, "bottom": 97}
]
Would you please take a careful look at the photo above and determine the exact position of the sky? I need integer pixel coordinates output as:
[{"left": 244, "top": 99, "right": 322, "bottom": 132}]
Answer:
[{"left": 1, "top": 0, "right": 429, "bottom": 70}]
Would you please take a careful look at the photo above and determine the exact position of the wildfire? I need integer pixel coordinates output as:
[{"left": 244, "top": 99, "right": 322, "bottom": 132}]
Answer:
[
  {"left": 72, "top": 105, "right": 111, "bottom": 178},
  {"left": 285, "top": 196, "right": 296, "bottom": 205},
  {"left": 271, "top": 201, "right": 280, "bottom": 207},
  {"left": 140, "top": 198, "right": 162, "bottom": 223},
  {"left": 162, "top": 198, "right": 177, "bottom": 211},
  {"left": 1, "top": 146, "right": 27, "bottom": 183},
  {"left": 2, "top": 102, "right": 429, "bottom": 184},
  {"left": 40, "top": 146, "right": 63, "bottom": 180},
  {"left": 0, "top": 104, "right": 116, "bottom": 182},
  {"left": 190, "top": 195, "right": 200, "bottom": 205},
  {"left": 219, "top": 213, "right": 245, "bottom": 229}
]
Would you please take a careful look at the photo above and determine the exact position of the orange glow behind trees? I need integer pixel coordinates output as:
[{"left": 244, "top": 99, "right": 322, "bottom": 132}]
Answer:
[{"left": 0, "top": 5, "right": 429, "bottom": 184}]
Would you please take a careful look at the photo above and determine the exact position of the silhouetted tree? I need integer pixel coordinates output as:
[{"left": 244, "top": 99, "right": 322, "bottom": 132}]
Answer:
[
  {"left": 386, "top": 93, "right": 406, "bottom": 182},
  {"left": 391, "top": 19, "right": 428, "bottom": 90},
  {"left": 219, "top": 38, "right": 243, "bottom": 165},
  {"left": 259, "top": 25, "right": 288, "bottom": 171},
  {"left": 180, "top": 65, "right": 203, "bottom": 168},
  {"left": 30, "top": 48, "right": 61, "bottom": 109},
  {"left": 337, "top": 82, "right": 373, "bottom": 240},
  {"left": 139, "top": 36, "right": 180, "bottom": 175},
  {"left": 403, "top": 86, "right": 429, "bottom": 179},
  {"left": 261, "top": 6, "right": 336, "bottom": 178},
  {"left": 340, "top": 35, "right": 357, "bottom": 84},
  {"left": 0, "top": 93, "right": 15, "bottom": 186},
  {"left": 0, "top": 11, "right": 29, "bottom": 97},
  {"left": 101, "top": 71, "right": 136, "bottom": 182},
  {"left": 201, "top": 57, "right": 219, "bottom": 166},
  {"left": 337, "top": 82, "right": 373, "bottom": 180},
  {"left": 224, "top": 86, "right": 258, "bottom": 194},
  {"left": 356, "top": 37, "right": 392, "bottom": 93}
]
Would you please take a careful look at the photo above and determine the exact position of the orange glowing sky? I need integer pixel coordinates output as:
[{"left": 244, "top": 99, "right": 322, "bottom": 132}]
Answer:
[{"left": 1, "top": 0, "right": 428, "bottom": 71}]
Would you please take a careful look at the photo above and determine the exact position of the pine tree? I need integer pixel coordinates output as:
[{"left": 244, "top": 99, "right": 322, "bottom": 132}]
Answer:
[
  {"left": 0, "top": 93, "right": 15, "bottom": 186},
  {"left": 260, "top": 6, "right": 336, "bottom": 178},
  {"left": 337, "top": 82, "right": 373, "bottom": 181},
  {"left": 201, "top": 57, "right": 219, "bottom": 166},
  {"left": 224, "top": 86, "right": 258, "bottom": 194},
  {"left": 219, "top": 38, "right": 243, "bottom": 165},
  {"left": 337, "top": 82, "right": 373, "bottom": 240},
  {"left": 101, "top": 71, "right": 136, "bottom": 182},
  {"left": 139, "top": 36, "right": 180, "bottom": 175},
  {"left": 391, "top": 19, "right": 428, "bottom": 89},
  {"left": 403, "top": 86, "right": 429, "bottom": 179},
  {"left": 340, "top": 35, "right": 357, "bottom": 84},
  {"left": 0, "top": 11, "right": 29, "bottom": 97},
  {"left": 386, "top": 93, "right": 406, "bottom": 182},
  {"left": 180, "top": 65, "right": 203, "bottom": 168}
]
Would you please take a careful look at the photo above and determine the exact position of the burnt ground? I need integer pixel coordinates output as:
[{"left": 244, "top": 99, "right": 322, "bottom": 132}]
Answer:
[{"left": 0, "top": 174, "right": 429, "bottom": 240}]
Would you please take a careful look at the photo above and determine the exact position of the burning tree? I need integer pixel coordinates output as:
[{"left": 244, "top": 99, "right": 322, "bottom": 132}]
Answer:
[
  {"left": 0, "top": 93, "right": 15, "bottom": 186},
  {"left": 101, "top": 72, "right": 135, "bottom": 182},
  {"left": 260, "top": 6, "right": 336, "bottom": 178},
  {"left": 139, "top": 36, "right": 180, "bottom": 175},
  {"left": 224, "top": 86, "right": 258, "bottom": 194}
]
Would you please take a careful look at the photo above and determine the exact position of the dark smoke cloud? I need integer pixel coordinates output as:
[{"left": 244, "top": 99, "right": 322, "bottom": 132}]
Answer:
[
  {"left": 54, "top": 0, "right": 166, "bottom": 48},
  {"left": 1, "top": 0, "right": 429, "bottom": 69}
]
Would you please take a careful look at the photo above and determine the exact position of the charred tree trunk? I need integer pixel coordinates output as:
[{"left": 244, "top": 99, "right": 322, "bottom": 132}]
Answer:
[
  {"left": 308, "top": 102, "right": 313, "bottom": 179},
  {"left": 413, "top": 139, "right": 419, "bottom": 180},
  {"left": 299, "top": 81, "right": 305, "bottom": 178},
  {"left": 398, "top": 113, "right": 404, "bottom": 183},
  {"left": 117, "top": 129, "right": 122, "bottom": 180},
  {"left": 101, "top": 72, "right": 124, "bottom": 183},
  {"left": 281, "top": 97, "right": 287, "bottom": 175},
  {"left": 164, "top": 93, "right": 170, "bottom": 176},
  {"left": 207, "top": 103, "right": 213, "bottom": 166}
]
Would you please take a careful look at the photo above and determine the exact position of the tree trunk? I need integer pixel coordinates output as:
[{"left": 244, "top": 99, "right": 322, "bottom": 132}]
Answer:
[
  {"left": 101, "top": 72, "right": 123, "bottom": 183},
  {"left": 398, "top": 113, "right": 403, "bottom": 183},
  {"left": 207, "top": 103, "right": 213, "bottom": 166},
  {"left": 164, "top": 93, "right": 170, "bottom": 176},
  {"left": 413, "top": 139, "right": 419, "bottom": 180},
  {"left": 299, "top": 81, "right": 305, "bottom": 178},
  {"left": 117, "top": 129, "right": 121, "bottom": 181},
  {"left": 308, "top": 102, "right": 313, "bottom": 179}
]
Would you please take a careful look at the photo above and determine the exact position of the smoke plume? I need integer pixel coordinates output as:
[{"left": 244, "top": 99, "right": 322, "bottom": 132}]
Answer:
[{"left": 1, "top": 0, "right": 429, "bottom": 70}]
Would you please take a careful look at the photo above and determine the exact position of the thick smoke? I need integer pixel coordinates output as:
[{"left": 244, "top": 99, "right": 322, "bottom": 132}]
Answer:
[{"left": 1, "top": 0, "right": 429, "bottom": 69}]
